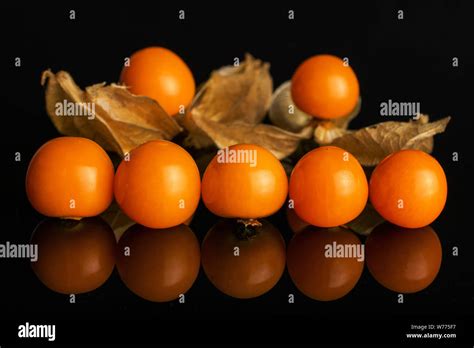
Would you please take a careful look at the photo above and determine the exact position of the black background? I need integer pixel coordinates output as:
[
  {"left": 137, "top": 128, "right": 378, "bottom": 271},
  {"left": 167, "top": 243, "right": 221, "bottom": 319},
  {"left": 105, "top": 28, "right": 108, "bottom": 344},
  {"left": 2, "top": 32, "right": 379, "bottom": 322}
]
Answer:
[{"left": 0, "top": 0, "right": 473, "bottom": 345}]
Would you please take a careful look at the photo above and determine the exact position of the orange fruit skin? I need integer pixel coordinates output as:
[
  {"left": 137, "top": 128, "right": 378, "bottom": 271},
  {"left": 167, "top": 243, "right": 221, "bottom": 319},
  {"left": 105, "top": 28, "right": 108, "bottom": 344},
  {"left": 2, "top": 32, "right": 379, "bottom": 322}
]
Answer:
[
  {"left": 116, "top": 224, "right": 200, "bottom": 302},
  {"left": 366, "top": 223, "right": 442, "bottom": 293},
  {"left": 31, "top": 217, "right": 116, "bottom": 294},
  {"left": 26, "top": 137, "right": 114, "bottom": 218},
  {"left": 287, "top": 226, "right": 364, "bottom": 301},
  {"left": 369, "top": 150, "right": 447, "bottom": 228},
  {"left": 291, "top": 54, "right": 359, "bottom": 119},
  {"left": 289, "top": 146, "right": 368, "bottom": 227},
  {"left": 201, "top": 144, "right": 288, "bottom": 219},
  {"left": 120, "top": 46, "right": 195, "bottom": 116},
  {"left": 114, "top": 140, "right": 201, "bottom": 229}
]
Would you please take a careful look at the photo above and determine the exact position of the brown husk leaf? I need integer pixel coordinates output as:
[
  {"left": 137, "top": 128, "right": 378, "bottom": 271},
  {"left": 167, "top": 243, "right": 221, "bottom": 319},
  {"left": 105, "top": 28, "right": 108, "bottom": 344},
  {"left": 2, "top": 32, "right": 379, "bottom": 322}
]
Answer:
[
  {"left": 100, "top": 202, "right": 135, "bottom": 241},
  {"left": 344, "top": 203, "right": 385, "bottom": 236},
  {"left": 41, "top": 70, "right": 182, "bottom": 157},
  {"left": 183, "top": 54, "right": 310, "bottom": 159},
  {"left": 313, "top": 96, "right": 362, "bottom": 145},
  {"left": 330, "top": 115, "right": 450, "bottom": 166},
  {"left": 190, "top": 119, "right": 312, "bottom": 160}
]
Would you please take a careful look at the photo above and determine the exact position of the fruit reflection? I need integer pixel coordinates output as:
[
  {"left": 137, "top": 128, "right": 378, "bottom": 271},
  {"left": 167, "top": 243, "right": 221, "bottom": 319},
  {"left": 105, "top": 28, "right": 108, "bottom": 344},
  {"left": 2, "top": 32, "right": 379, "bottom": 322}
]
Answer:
[
  {"left": 31, "top": 217, "right": 116, "bottom": 294},
  {"left": 286, "top": 207, "right": 310, "bottom": 234},
  {"left": 366, "top": 223, "right": 442, "bottom": 293},
  {"left": 116, "top": 224, "right": 200, "bottom": 302},
  {"left": 287, "top": 226, "right": 364, "bottom": 301},
  {"left": 201, "top": 219, "right": 286, "bottom": 299}
]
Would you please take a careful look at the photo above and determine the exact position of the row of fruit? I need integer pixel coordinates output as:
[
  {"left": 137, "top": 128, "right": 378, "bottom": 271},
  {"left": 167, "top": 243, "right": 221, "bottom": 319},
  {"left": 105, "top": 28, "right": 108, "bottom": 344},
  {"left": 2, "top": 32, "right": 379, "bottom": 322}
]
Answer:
[
  {"left": 120, "top": 47, "right": 359, "bottom": 120},
  {"left": 26, "top": 137, "right": 447, "bottom": 230}
]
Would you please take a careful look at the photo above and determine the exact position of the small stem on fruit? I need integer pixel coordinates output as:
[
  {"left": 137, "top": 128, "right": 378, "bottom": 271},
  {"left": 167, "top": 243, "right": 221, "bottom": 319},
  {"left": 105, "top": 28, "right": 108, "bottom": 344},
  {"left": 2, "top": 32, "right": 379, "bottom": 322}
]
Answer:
[{"left": 235, "top": 218, "right": 262, "bottom": 240}]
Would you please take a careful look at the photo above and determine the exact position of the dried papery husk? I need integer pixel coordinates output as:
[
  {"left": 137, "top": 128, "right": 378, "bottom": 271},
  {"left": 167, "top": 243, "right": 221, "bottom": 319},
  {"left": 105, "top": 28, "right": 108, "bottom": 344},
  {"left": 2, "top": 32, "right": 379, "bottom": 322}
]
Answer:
[
  {"left": 183, "top": 53, "right": 273, "bottom": 148},
  {"left": 100, "top": 202, "right": 135, "bottom": 241},
  {"left": 330, "top": 114, "right": 450, "bottom": 166},
  {"left": 183, "top": 54, "right": 311, "bottom": 159},
  {"left": 271, "top": 82, "right": 361, "bottom": 140},
  {"left": 42, "top": 70, "right": 182, "bottom": 157},
  {"left": 313, "top": 96, "right": 362, "bottom": 145},
  {"left": 191, "top": 118, "right": 313, "bottom": 160},
  {"left": 269, "top": 81, "right": 313, "bottom": 133},
  {"left": 314, "top": 121, "right": 348, "bottom": 145},
  {"left": 344, "top": 203, "right": 385, "bottom": 236}
]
